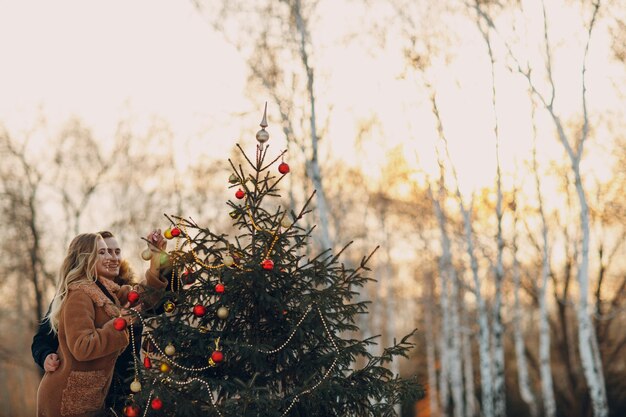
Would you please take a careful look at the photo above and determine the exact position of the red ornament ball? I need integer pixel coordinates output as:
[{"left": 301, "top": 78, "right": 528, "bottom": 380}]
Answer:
[
  {"left": 235, "top": 189, "right": 245, "bottom": 199},
  {"left": 123, "top": 405, "right": 140, "bottom": 417},
  {"left": 261, "top": 259, "right": 274, "bottom": 271},
  {"left": 182, "top": 269, "right": 196, "bottom": 285},
  {"left": 278, "top": 162, "right": 290, "bottom": 174},
  {"left": 143, "top": 356, "right": 152, "bottom": 369},
  {"left": 211, "top": 351, "right": 224, "bottom": 363},
  {"left": 150, "top": 398, "right": 163, "bottom": 410},
  {"left": 113, "top": 317, "right": 127, "bottom": 331},
  {"left": 193, "top": 304, "right": 206, "bottom": 317},
  {"left": 170, "top": 227, "right": 181, "bottom": 237},
  {"left": 215, "top": 283, "right": 225, "bottom": 294},
  {"left": 127, "top": 290, "right": 140, "bottom": 304}
]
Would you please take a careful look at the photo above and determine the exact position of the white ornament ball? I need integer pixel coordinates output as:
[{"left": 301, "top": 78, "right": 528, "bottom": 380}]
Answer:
[
  {"left": 223, "top": 255, "right": 234, "bottom": 267},
  {"left": 217, "top": 307, "right": 229, "bottom": 320},
  {"left": 141, "top": 249, "right": 152, "bottom": 261},
  {"left": 256, "top": 128, "right": 269, "bottom": 144},
  {"left": 130, "top": 380, "right": 142, "bottom": 393}
]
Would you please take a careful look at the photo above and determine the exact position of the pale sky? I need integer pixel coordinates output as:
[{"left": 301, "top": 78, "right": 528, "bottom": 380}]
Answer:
[
  {"left": 0, "top": 0, "right": 247, "bottom": 154},
  {"left": 0, "top": 0, "right": 620, "bottom": 197}
]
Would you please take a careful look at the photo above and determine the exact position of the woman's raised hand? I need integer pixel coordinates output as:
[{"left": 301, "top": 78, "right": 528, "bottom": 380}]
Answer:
[{"left": 146, "top": 229, "right": 166, "bottom": 253}]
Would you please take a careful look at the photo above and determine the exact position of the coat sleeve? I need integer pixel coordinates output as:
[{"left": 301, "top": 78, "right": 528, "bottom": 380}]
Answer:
[
  {"left": 63, "top": 290, "right": 129, "bottom": 362},
  {"left": 145, "top": 267, "right": 168, "bottom": 290},
  {"left": 31, "top": 302, "right": 59, "bottom": 369}
]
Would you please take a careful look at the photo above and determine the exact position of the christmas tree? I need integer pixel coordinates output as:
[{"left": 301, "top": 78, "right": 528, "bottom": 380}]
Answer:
[{"left": 122, "top": 107, "right": 423, "bottom": 417}]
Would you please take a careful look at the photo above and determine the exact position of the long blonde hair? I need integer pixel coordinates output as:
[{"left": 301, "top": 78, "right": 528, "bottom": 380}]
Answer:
[{"left": 47, "top": 233, "right": 102, "bottom": 334}]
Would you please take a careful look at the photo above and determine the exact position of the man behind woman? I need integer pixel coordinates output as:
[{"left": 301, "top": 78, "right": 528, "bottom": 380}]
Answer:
[{"left": 35, "top": 230, "right": 166, "bottom": 417}]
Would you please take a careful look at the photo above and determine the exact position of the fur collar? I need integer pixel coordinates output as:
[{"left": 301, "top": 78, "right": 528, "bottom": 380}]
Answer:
[{"left": 69, "top": 278, "right": 122, "bottom": 319}]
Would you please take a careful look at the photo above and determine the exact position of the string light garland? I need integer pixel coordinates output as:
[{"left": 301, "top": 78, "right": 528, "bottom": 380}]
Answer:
[
  {"left": 121, "top": 108, "right": 389, "bottom": 417},
  {"left": 141, "top": 390, "right": 154, "bottom": 417},
  {"left": 181, "top": 223, "right": 226, "bottom": 271},
  {"left": 162, "top": 376, "right": 223, "bottom": 417},
  {"left": 243, "top": 305, "right": 313, "bottom": 355},
  {"left": 128, "top": 304, "right": 341, "bottom": 416}
]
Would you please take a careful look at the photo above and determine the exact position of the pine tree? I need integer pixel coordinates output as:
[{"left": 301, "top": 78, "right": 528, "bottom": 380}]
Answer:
[{"left": 122, "top": 107, "right": 423, "bottom": 417}]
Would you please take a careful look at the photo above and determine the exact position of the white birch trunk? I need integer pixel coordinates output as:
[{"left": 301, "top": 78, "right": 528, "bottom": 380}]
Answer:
[
  {"left": 511, "top": 200, "right": 538, "bottom": 417},
  {"left": 428, "top": 178, "right": 463, "bottom": 417},
  {"left": 573, "top": 166, "right": 608, "bottom": 417},
  {"left": 439, "top": 332, "right": 450, "bottom": 412},
  {"left": 479, "top": 19, "right": 506, "bottom": 417},
  {"left": 462, "top": 208, "right": 494, "bottom": 417},
  {"left": 550, "top": 5, "right": 608, "bottom": 409},
  {"left": 535, "top": 3, "right": 608, "bottom": 412},
  {"left": 449, "top": 273, "right": 464, "bottom": 417},
  {"left": 383, "top": 235, "right": 400, "bottom": 415},
  {"left": 424, "top": 275, "right": 441, "bottom": 417},
  {"left": 533, "top": 130, "right": 557, "bottom": 417},
  {"left": 293, "top": 0, "right": 332, "bottom": 251},
  {"left": 474, "top": 1, "right": 608, "bottom": 415},
  {"left": 462, "top": 322, "right": 477, "bottom": 417},
  {"left": 426, "top": 185, "right": 450, "bottom": 413},
  {"left": 430, "top": 91, "right": 493, "bottom": 417},
  {"left": 435, "top": 195, "right": 463, "bottom": 417}
]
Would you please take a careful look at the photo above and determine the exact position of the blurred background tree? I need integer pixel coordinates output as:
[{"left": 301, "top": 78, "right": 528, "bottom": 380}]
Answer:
[{"left": 0, "top": 0, "right": 625, "bottom": 416}]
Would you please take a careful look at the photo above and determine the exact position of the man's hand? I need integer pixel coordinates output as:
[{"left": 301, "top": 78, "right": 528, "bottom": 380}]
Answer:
[{"left": 44, "top": 353, "right": 60, "bottom": 372}]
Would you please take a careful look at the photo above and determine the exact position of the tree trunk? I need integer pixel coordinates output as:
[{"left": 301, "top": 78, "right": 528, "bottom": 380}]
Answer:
[
  {"left": 462, "top": 318, "right": 477, "bottom": 417},
  {"left": 573, "top": 165, "right": 608, "bottom": 417},
  {"left": 478, "top": 16, "right": 506, "bottom": 416},
  {"left": 512, "top": 242, "right": 538, "bottom": 417},
  {"left": 430, "top": 91, "right": 493, "bottom": 417},
  {"left": 532, "top": 107, "right": 557, "bottom": 417},
  {"left": 293, "top": 0, "right": 332, "bottom": 251},
  {"left": 428, "top": 176, "right": 463, "bottom": 417},
  {"left": 424, "top": 273, "right": 441, "bottom": 417}
]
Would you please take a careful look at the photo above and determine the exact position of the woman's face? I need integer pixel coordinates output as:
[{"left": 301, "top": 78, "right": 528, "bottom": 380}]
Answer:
[
  {"left": 95, "top": 237, "right": 113, "bottom": 279},
  {"left": 103, "top": 237, "right": 122, "bottom": 278}
]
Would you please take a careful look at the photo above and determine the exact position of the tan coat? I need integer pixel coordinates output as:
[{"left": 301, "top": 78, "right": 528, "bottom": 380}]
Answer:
[{"left": 37, "top": 278, "right": 129, "bottom": 417}]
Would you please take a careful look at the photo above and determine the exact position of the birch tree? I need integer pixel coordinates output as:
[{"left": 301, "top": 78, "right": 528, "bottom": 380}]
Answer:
[
  {"left": 194, "top": 0, "right": 333, "bottom": 250},
  {"left": 423, "top": 270, "right": 441, "bottom": 417},
  {"left": 461, "top": 303, "right": 477, "bottom": 417},
  {"left": 475, "top": 1, "right": 609, "bottom": 414},
  {"left": 426, "top": 163, "right": 464, "bottom": 417},
  {"left": 531, "top": 111, "right": 557, "bottom": 417},
  {"left": 430, "top": 92, "right": 493, "bottom": 417},
  {"left": 471, "top": 6, "right": 507, "bottom": 413}
]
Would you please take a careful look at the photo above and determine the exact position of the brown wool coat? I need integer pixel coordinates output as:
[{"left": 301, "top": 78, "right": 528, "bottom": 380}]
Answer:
[{"left": 37, "top": 278, "right": 129, "bottom": 417}]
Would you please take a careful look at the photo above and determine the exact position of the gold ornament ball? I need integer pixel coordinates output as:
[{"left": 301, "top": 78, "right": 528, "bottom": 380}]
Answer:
[
  {"left": 217, "top": 307, "right": 229, "bottom": 320},
  {"left": 160, "top": 363, "right": 171, "bottom": 373},
  {"left": 130, "top": 380, "right": 142, "bottom": 393},
  {"left": 164, "top": 228, "right": 173, "bottom": 239},
  {"left": 164, "top": 301, "right": 175, "bottom": 313},
  {"left": 141, "top": 248, "right": 152, "bottom": 261},
  {"left": 281, "top": 218, "right": 291, "bottom": 228},
  {"left": 223, "top": 255, "right": 234, "bottom": 267},
  {"left": 165, "top": 343, "right": 176, "bottom": 356},
  {"left": 256, "top": 128, "right": 269, "bottom": 144},
  {"left": 228, "top": 173, "right": 239, "bottom": 184}
]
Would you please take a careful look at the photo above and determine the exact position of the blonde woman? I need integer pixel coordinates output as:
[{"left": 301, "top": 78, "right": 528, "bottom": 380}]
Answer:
[{"left": 37, "top": 233, "right": 132, "bottom": 417}]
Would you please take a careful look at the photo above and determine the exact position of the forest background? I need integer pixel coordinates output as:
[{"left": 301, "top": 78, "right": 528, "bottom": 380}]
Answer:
[{"left": 0, "top": 1, "right": 625, "bottom": 417}]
